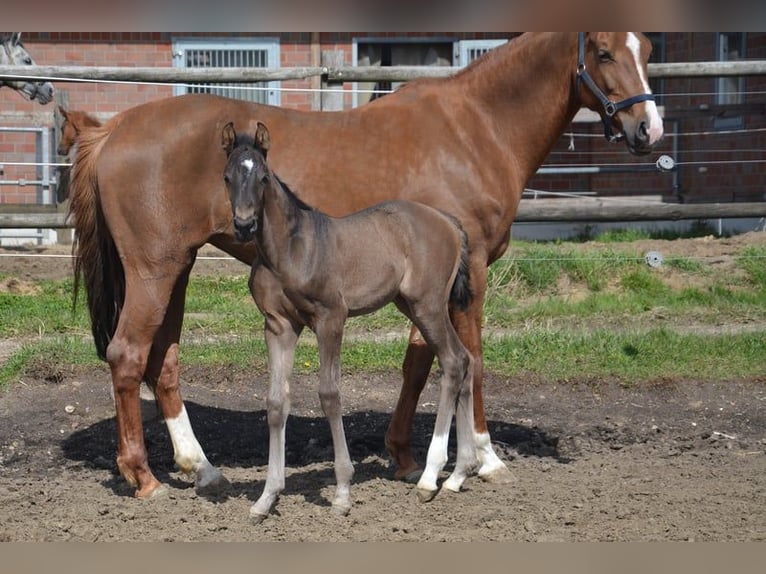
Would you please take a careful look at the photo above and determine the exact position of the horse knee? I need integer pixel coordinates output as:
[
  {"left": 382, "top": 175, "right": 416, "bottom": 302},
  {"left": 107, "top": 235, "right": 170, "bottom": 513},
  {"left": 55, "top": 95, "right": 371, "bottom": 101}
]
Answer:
[
  {"left": 318, "top": 387, "right": 342, "bottom": 417},
  {"left": 106, "top": 338, "right": 148, "bottom": 389},
  {"left": 266, "top": 395, "right": 289, "bottom": 427}
]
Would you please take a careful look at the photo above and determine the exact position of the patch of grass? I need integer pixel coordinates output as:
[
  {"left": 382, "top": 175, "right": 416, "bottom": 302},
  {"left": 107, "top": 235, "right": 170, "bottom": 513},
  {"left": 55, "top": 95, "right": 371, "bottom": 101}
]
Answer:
[
  {"left": 483, "top": 328, "right": 766, "bottom": 381},
  {"left": 4, "top": 328, "right": 763, "bottom": 388},
  {"left": 0, "top": 278, "right": 90, "bottom": 338},
  {"left": 3, "top": 236, "right": 765, "bottom": 388},
  {"left": 739, "top": 246, "right": 766, "bottom": 289}
]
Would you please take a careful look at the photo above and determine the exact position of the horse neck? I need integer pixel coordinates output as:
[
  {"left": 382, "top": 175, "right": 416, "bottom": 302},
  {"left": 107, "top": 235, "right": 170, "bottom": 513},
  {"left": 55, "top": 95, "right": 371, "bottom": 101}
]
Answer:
[
  {"left": 460, "top": 32, "right": 581, "bottom": 180},
  {"left": 257, "top": 176, "right": 313, "bottom": 271}
]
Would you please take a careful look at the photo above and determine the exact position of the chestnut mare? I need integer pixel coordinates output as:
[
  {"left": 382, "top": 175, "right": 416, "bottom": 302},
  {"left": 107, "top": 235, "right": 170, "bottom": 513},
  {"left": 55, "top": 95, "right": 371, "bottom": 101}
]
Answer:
[
  {"left": 0, "top": 33, "right": 54, "bottom": 104},
  {"left": 68, "top": 33, "right": 663, "bottom": 500},
  {"left": 223, "top": 121, "right": 475, "bottom": 520}
]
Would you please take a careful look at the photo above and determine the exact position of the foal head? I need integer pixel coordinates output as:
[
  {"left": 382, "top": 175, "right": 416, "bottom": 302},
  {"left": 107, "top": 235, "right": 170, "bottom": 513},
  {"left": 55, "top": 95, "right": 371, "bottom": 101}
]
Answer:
[
  {"left": 221, "top": 121, "right": 273, "bottom": 242},
  {"left": 576, "top": 32, "right": 663, "bottom": 155},
  {"left": 0, "top": 33, "right": 54, "bottom": 105}
]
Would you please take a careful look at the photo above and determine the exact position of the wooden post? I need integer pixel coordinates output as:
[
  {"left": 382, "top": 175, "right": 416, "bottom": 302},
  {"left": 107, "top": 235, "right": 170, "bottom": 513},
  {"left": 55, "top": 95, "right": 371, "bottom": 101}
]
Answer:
[
  {"left": 321, "top": 50, "right": 345, "bottom": 112},
  {"left": 53, "top": 90, "right": 72, "bottom": 245}
]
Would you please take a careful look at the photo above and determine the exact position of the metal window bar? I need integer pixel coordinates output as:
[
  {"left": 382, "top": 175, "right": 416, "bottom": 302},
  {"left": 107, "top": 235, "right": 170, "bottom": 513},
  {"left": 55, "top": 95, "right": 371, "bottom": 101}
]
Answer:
[{"left": 185, "top": 48, "right": 271, "bottom": 103}]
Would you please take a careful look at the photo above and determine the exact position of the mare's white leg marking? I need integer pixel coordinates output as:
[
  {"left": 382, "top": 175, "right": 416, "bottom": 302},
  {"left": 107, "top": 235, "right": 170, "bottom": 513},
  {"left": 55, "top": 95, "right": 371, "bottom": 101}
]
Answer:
[
  {"left": 626, "top": 32, "right": 664, "bottom": 144},
  {"left": 165, "top": 406, "right": 223, "bottom": 489},
  {"left": 475, "top": 431, "right": 507, "bottom": 478}
]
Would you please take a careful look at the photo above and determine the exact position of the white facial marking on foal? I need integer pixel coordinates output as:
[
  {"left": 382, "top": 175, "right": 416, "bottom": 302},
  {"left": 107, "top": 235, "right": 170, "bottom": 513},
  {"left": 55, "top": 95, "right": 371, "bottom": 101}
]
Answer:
[
  {"left": 242, "top": 158, "right": 254, "bottom": 173},
  {"left": 626, "top": 32, "right": 664, "bottom": 144}
]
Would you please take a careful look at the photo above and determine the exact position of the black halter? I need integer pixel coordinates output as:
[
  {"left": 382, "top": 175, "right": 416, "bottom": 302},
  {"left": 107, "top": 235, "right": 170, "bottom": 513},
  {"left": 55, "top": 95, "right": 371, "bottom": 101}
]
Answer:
[{"left": 575, "top": 32, "right": 655, "bottom": 143}]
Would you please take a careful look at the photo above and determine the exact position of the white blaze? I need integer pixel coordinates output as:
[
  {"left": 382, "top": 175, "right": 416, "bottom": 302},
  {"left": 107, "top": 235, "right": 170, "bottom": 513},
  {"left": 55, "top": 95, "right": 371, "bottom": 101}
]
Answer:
[{"left": 626, "top": 32, "right": 664, "bottom": 144}]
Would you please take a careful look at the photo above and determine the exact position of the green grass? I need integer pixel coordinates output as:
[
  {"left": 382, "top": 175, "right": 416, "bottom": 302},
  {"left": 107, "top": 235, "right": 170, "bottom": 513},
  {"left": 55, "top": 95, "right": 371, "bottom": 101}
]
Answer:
[
  {"left": 2, "top": 235, "right": 766, "bottom": 388},
  {"left": 4, "top": 329, "right": 764, "bottom": 388}
]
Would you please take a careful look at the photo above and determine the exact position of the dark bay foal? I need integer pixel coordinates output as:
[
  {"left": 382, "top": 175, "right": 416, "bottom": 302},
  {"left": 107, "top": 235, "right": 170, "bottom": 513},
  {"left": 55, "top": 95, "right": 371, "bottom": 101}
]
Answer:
[{"left": 222, "top": 121, "right": 476, "bottom": 522}]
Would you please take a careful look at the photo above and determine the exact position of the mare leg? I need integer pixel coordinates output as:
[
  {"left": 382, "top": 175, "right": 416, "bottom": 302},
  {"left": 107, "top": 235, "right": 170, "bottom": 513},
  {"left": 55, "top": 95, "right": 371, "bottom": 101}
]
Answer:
[
  {"left": 411, "top": 311, "right": 475, "bottom": 502},
  {"left": 250, "top": 314, "right": 303, "bottom": 523},
  {"left": 144, "top": 265, "right": 228, "bottom": 496},
  {"left": 315, "top": 315, "right": 355, "bottom": 515},
  {"left": 107, "top": 269, "right": 189, "bottom": 498},
  {"left": 451, "top": 264, "right": 514, "bottom": 484},
  {"left": 385, "top": 324, "right": 434, "bottom": 481}
]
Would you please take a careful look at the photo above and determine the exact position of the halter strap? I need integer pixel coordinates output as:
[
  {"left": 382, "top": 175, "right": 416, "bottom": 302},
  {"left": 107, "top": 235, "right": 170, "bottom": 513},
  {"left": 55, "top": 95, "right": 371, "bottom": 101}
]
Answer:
[{"left": 575, "top": 32, "right": 655, "bottom": 143}]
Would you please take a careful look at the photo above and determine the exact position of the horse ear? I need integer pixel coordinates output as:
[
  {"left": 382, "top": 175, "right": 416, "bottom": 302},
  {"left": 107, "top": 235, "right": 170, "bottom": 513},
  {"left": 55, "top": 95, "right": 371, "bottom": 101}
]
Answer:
[
  {"left": 11, "top": 32, "right": 21, "bottom": 46},
  {"left": 221, "top": 122, "right": 236, "bottom": 155},
  {"left": 58, "top": 106, "right": 69, "bottom": 120},
  {"left": 255, "top": 122, "right": 271, "bottom": 155}
]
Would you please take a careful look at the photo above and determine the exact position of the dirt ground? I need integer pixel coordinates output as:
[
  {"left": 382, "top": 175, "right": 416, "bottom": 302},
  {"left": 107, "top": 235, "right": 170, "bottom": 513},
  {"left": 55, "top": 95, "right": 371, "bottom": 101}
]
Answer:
[{"left": 0, "top": 236, "right": 765, "bottom": 541}]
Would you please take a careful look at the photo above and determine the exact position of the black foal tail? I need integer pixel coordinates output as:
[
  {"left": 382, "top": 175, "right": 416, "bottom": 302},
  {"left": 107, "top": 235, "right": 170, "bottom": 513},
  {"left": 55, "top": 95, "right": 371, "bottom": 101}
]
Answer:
[{"left": 449, "top": 226, "right": 473, "bottom": 312}]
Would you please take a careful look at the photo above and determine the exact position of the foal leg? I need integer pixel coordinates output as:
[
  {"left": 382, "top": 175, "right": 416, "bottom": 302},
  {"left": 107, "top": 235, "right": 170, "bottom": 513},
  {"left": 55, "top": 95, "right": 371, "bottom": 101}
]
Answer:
[
  {"left": 385, "top": 324, "right": 434, "bottom": 481},
  {"left": 250, "top": 314, "right": 302, "bottom": 523},
  {"left": 315, "top": 315, "right": 355, "bottom": 515},
  {"left": 451, "top": 265, "right": 514, "bottom": 484},
  {"left": 413, "top": 314, "right": 475, "bottom": 502},
  {"left": 145, "top": 266, "right": 228, "bottom": 495}
]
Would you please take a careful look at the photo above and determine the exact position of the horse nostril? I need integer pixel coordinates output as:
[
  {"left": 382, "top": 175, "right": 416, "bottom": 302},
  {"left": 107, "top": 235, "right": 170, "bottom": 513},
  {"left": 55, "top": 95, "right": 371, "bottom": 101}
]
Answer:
[{"left": 638, "top": 120, "right": 649, "bottom": 143}]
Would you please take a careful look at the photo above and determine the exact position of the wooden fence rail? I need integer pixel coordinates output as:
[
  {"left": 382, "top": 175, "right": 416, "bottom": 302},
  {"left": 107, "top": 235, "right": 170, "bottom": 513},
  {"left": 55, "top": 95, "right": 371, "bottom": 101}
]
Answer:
[
  {"left": 3, "top": 200, "right": 766, "bottom": 229},
  {"left": 0, "top": 60, "right": 765, "bottom": 85}
]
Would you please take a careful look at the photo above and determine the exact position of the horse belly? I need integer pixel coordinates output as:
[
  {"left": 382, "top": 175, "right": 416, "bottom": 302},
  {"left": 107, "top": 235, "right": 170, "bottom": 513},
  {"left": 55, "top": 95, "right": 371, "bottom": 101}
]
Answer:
[{"left": 343, "top": 259, "right": 403, "bottom": 317}]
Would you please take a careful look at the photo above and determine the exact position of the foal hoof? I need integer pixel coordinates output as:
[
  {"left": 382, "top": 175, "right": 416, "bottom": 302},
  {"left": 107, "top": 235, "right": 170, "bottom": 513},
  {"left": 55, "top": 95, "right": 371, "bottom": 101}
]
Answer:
[
  {"left": 478, "top": 465, "right": 516, "bottom": 485},
  {"left": 249, "top": 510, "right": 269, "bottom": 525},
  {"left": 416, "top": 487, "right": 438, "bottom": 503},
  {"left": 331, "top": 500, "right": 352, "bottom": 517}
]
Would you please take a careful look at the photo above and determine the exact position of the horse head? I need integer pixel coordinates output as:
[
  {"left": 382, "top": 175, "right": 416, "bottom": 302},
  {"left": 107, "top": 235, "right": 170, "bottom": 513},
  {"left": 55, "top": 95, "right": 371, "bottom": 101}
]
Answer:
[
  {"left": 1, "top": 32, "right": 54, "bottom": 105},
  {"left": 576, "top": 32, "right": 663, "bottom": 155},
  {"left": 221, "top": 121, "right": 272, "bottom": 242}
]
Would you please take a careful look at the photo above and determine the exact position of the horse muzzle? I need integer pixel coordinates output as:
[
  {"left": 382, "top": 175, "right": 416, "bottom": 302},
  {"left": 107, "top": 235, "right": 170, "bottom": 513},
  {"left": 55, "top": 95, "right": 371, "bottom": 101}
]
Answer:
[
  {"left": 22, "top": 81, "right": 54, "bottom": 105},
  {"left": 233, "top": 216, "right": 257, "bottom": 242}
]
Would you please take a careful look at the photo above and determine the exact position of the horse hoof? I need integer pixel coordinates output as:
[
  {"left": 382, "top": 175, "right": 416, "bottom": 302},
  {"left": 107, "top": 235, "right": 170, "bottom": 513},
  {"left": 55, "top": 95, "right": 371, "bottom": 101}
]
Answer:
[
  {"left": 137, "top": 483, "right": 168, "bottom": 500},
  {"left": 416, "top": 487, "right": 437, "bottom": 503},
  {"left": 249, "top": 510, "right": 269, "bottom": 525},
  {"left": 479, "top": 465, "right": 516, "bottom": 485},
  {"left": 395, "top": 467, "right": 423, "bottom": 484},
  {"left": 331, "top": 501, "right": 352, "bottom": 516},
  {"left": 195, "top": 472, "right": 231, "bottom": 496}
]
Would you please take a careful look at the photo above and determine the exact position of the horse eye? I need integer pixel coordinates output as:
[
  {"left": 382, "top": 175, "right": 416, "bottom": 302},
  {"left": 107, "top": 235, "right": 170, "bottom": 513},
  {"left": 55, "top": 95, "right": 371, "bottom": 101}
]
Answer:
[
  {"left": 223, "top": 174, "right": 230, "bottom": 184},
  {"left": 598, "top": 50, "right": 613, "bottom": 63},
  {"left": 24, "top": 57, "right": 32, "bottom": 65}
]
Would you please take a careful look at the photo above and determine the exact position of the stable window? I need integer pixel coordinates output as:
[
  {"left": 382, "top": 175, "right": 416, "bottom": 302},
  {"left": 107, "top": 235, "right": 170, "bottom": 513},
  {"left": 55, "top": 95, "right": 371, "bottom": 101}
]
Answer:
[
  {"left": 456, "top": 39, "right": 508, "bottom": 67},
  {"left": 714, "top": 32, "right": 745, "bottom": 130},
  {"left": 352, "top": 37, "right": 508, "bottom": 108},
  {"left": 171, "top": 37, "right": 280, "bottom": 106},
  {"left": 352, "top": 37, "right": 454, "bottom": 107},
  {"left": 645, "top": 33, "right": 665, "bottom": 106}
]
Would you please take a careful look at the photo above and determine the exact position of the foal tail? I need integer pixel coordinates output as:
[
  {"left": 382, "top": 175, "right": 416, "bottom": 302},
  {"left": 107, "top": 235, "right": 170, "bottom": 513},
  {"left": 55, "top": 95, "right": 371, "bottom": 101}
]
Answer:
[
  {"left": 449, "top": 225, "right": 473, "bottom": 312},
  {"left": 67, "top": 121, "right": 124, "bottom": 361}
]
